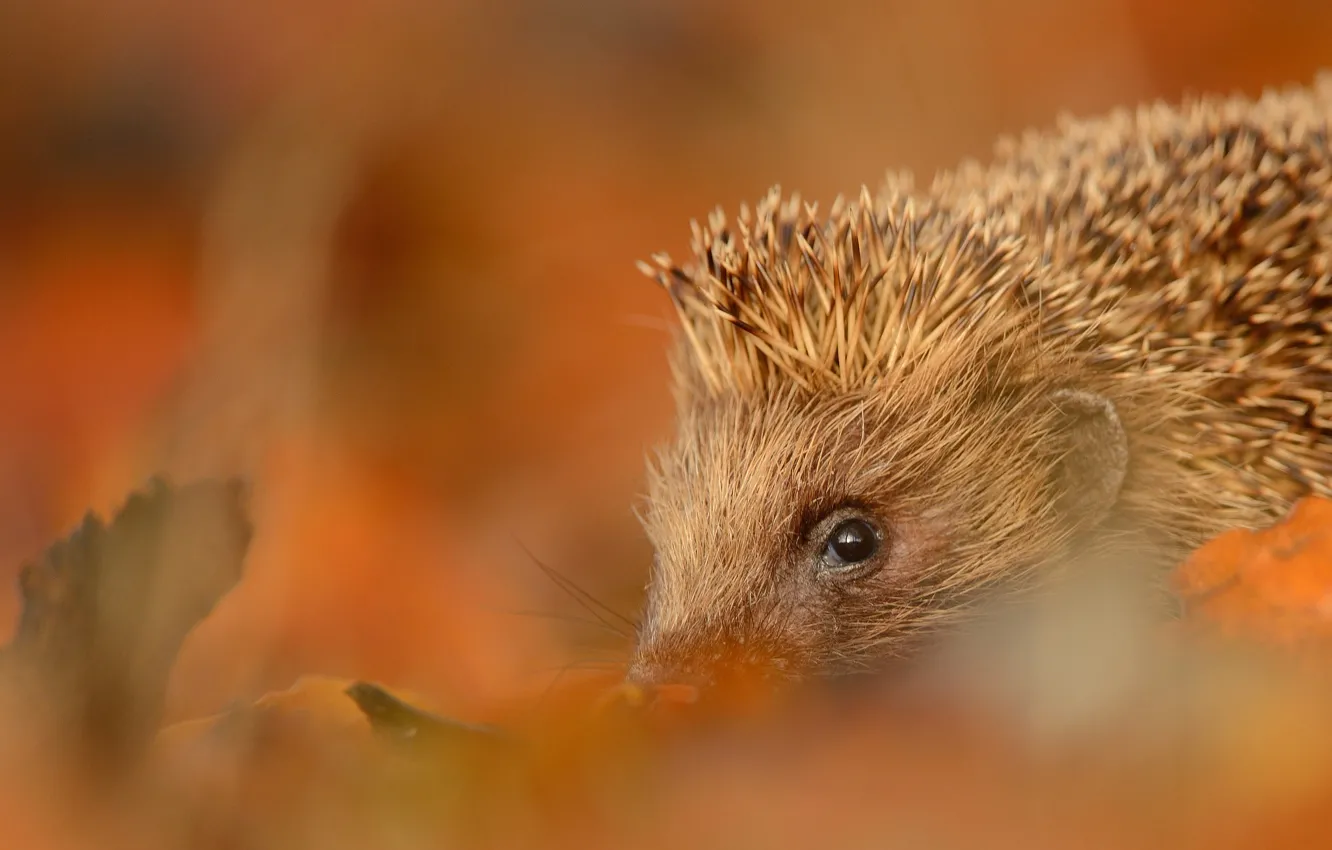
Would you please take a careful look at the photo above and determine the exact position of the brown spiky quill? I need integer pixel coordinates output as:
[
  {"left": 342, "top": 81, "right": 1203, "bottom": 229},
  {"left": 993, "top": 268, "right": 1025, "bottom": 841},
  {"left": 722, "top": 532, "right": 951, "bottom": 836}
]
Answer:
[{"left": 630, "top": 75, "right": 1332, "bottom": 687}]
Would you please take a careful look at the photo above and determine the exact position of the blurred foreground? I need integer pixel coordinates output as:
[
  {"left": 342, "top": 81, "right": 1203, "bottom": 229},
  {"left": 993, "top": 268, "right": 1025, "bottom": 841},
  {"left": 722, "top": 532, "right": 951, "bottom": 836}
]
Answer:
[{"left": 6, "top": 481, "right": 1332, "bottom": 849}]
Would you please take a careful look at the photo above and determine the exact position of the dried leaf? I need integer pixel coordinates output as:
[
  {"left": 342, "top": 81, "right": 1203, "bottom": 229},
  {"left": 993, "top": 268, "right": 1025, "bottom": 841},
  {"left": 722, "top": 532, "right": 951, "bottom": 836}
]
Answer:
[
  {"left": 5, "top": 476, "right": 253, "bottom": 773},
  {"left": 346, "top": 681, "right": 508, "bottom": 754},
  {"left": 1173, "top": 497, "right": 1332, "bottom": 649}
]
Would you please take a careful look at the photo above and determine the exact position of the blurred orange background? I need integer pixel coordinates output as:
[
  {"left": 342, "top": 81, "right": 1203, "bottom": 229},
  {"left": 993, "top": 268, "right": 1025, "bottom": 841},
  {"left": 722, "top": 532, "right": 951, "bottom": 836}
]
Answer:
[{"left": 2, "top": 0, "right": 1331, "bottom": 726}]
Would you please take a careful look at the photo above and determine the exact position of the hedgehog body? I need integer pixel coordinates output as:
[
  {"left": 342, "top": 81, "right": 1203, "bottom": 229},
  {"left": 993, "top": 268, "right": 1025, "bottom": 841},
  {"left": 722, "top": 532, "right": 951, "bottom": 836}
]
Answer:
[{"left": 630, "top": 76, "right": 1332, "bottom": 688}]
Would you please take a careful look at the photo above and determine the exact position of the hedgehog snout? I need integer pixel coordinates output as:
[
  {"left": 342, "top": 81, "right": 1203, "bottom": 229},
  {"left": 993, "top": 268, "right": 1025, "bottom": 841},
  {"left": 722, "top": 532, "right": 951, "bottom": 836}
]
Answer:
[{"left": 625, "top": 622, "right": 807, "bottom": 709}]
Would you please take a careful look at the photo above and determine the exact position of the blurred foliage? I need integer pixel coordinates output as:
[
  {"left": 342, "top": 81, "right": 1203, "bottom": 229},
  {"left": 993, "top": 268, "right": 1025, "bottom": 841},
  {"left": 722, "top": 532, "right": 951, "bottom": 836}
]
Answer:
[{"left": 7, "top": 494, "right": 1325, "bottom": 850}]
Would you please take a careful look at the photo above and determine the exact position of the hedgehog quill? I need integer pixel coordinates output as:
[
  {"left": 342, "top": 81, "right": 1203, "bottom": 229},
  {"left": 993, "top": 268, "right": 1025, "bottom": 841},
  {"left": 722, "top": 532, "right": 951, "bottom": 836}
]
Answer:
[{"left": 629, "top": 76, "right": 1332, "bottom": 691}]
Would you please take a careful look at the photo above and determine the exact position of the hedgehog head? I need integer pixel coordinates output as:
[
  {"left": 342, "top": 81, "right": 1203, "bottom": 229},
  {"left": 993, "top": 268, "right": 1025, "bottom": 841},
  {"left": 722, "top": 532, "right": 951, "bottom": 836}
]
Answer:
[{"left": 629, "top": 186, "right": 1136, "bottom": 690}]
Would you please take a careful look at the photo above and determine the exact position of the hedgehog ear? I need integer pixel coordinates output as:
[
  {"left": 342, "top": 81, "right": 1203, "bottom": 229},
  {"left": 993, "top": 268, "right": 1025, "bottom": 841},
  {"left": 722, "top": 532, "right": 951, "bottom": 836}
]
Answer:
[{"left": 1049, "top": 388, "right": 1128, "bottom": 532}]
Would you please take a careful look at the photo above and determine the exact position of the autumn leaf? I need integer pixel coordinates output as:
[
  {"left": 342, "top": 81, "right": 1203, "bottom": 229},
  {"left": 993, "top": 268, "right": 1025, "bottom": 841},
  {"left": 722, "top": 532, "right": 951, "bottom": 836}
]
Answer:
[
  {"left": 1173, "top": 497, "right": 1332, "bottom": 649},
  {"left": 4, "top": 476, "right": 253, "bottom": 774}
]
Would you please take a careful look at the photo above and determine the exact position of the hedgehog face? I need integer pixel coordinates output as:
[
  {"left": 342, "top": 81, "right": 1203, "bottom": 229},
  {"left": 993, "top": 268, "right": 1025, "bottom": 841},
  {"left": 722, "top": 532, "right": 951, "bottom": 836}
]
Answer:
[
  {"left": 629, "top": 370, "right": 1121, "bottom": 692},
  {"left": 628, "top": 188, "right": 1141, "bottom": 692}
]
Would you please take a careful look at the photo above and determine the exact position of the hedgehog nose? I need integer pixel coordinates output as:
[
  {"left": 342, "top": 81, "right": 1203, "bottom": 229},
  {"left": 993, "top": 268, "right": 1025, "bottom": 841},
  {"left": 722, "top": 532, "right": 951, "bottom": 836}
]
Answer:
[
  {"left": 621, "top": 647, "right": 784, "bottom": 714},
  {"left": 600, "top": 679, "right": 702, "bottom": 714},
  {"left": 623, "top": 657, "right": 713, "bottom": 695},
  {"left": 585, "top": 658, "right": 698, "bottom": 718}
]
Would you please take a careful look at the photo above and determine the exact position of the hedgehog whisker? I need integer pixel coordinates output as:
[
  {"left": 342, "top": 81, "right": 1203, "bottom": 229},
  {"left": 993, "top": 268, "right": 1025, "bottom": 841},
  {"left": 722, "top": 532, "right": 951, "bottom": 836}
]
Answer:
[
  {"left": 617, "top": 313, "right": 677, "bottom": 333},
  {"left": 502, "top": 608, "right": 635, "bottom": 638},
  {"left": 534, "top": 658, "right": 629, "bottom": 705},
  {"left": 512, "top": 537, "right": 638, "bottom": 637},
  {"left": 535, "top": 660, "right": 627, "bottom": 672}
]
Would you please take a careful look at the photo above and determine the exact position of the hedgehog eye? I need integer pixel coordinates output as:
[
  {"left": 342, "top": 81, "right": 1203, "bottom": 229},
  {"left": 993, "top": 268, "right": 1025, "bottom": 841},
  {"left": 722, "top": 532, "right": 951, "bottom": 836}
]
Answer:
[{"left": 820, "top": 518, "right": 880, "bottom": 569}]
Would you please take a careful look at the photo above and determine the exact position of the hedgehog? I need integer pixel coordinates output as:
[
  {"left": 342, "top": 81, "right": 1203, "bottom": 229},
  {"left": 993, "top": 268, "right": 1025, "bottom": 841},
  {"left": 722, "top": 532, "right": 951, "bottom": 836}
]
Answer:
[{"left": 628, "top": 75, "right": 1332, "bottom": 691}]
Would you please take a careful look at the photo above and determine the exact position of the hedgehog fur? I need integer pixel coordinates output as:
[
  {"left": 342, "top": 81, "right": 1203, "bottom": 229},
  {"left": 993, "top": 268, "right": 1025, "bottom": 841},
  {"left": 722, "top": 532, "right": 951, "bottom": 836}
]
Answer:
[{"left": 630, "top": 75, "right": 1332, "bottom": 686}]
